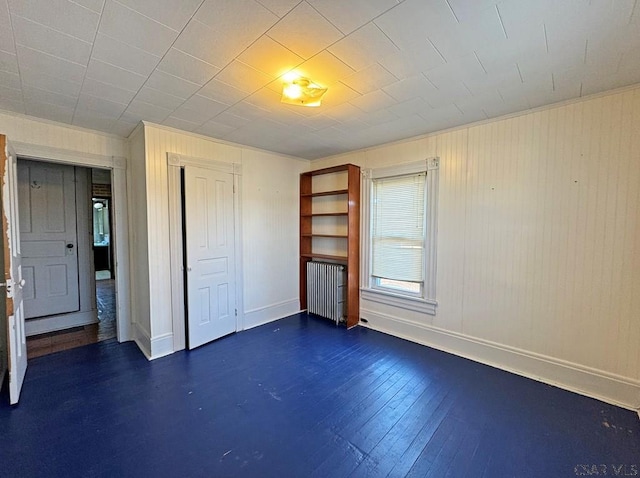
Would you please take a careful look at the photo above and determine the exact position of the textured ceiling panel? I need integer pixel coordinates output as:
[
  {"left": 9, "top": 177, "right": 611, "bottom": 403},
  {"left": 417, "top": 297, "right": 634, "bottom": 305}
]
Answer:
[{"left": 0, "top": 0, "right": 639, "bottom": 159}]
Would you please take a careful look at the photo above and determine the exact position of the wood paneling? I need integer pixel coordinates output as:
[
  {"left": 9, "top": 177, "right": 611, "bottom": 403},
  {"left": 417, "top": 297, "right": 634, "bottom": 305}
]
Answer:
[
  {"left": 312, "top": 86, "right": 640, "bottom": 385},
  {"left": 138, "top": 124, "right": 308, "bottom": 352}
]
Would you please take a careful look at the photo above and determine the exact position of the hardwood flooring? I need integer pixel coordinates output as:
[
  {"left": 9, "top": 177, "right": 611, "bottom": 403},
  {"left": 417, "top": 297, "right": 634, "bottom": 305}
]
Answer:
[
  {"left": 2, "top": 313, "right": 638, "bottom": 477},
  {"left": 26, "top": 279, "right": 116, "bottom": 358}
]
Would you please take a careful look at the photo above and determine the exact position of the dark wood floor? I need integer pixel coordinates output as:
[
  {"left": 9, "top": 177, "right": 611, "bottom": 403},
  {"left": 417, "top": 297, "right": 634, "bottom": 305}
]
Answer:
[
  {"left": 1, "top": 313, "right": 638, "bottom": 477},
  {"left": 26, "top": 279, "right": 116, "bottom": 358}
]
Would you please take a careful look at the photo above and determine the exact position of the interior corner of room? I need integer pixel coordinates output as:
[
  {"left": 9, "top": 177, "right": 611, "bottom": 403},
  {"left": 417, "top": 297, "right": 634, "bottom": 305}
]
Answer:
[{"left": 0, "top": 1, "right": 639, "bottom": 475}]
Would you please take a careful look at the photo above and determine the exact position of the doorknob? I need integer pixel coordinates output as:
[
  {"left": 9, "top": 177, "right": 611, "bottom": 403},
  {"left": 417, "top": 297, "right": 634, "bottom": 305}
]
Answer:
[
  {"left": 18, "top": 279, "right": 25, "bottom": 288},
  {"left": 66, "top": 243, "right": 74, "bottom": 249}
]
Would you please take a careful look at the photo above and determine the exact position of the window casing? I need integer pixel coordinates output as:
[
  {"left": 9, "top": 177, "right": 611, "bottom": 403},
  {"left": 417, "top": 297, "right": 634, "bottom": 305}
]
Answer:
[{"left": 361, "top": 158, "right": 439, "bottom": 315}]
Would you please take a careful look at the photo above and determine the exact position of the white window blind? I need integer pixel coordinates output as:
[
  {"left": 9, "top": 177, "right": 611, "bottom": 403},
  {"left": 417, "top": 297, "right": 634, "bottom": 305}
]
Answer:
[{"left": 372, "top": 172, "right": 426, "bottom": 282}]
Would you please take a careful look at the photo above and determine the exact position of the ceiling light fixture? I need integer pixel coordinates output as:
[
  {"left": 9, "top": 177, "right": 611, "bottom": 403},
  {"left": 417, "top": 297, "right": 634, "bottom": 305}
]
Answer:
[{"left": 281, "top": 76, "right": 327, "bottom": 107}]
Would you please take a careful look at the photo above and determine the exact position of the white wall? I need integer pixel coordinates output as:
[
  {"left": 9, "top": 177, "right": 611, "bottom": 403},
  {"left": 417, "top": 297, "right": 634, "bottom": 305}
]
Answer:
[
  {"left": 312, "top": 85, "right": 640, "bottom": 410},
  {"left": 134, "top": 123, "right": 308, "bottom": 358}
]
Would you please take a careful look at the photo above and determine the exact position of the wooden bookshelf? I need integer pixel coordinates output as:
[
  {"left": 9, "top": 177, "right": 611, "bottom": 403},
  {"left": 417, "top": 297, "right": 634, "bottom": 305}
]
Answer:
[{"left": 300, "top": 164, "right": 360, "bottom": 328}]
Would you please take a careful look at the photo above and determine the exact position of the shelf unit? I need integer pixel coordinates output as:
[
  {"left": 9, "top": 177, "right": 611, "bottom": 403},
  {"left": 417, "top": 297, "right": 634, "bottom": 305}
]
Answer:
[{"left": 300, "top": 164, "right": 360, "bottom": 328}]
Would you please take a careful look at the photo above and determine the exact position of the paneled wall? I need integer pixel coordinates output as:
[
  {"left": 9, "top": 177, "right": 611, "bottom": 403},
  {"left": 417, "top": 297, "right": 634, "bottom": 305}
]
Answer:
[
  {"left": 0, "top": 111, "right": 127, "bottom": 158},
  {"left": 312, "top": 86, "right": 640, "bottom": 409},
  {"left": 134, "top": 123, "right": 308, "bottom": 357}
]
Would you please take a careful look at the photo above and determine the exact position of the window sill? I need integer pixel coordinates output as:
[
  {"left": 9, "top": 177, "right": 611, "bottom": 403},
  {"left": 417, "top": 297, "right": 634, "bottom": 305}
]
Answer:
[{"left": 361, "top": 288, "right": 437, "bottom": 315}]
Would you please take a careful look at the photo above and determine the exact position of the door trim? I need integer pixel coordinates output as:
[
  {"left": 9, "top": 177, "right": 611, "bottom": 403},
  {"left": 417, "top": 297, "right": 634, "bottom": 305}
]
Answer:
[
  {"left": 11, "top": 141, "right": 131, "bottom": 343},
  {"left": 167, "top": 153, "right": 244, "bottom": 353}
]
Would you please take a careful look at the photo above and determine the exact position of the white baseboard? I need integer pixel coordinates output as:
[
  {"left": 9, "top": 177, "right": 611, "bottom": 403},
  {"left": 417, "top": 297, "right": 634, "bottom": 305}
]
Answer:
[
  {"left": 133, "top": 322, "right": 152, "bottom": 360},
  {"left": 150, "top": 332, "right": 174, "bottom": 360},
  {"left": 361, "top": 309, "right": 640, "bottom": 411},
  {"left": 243, "top": 299, "right": 301, "bottom": 330},
  {"left": 25, "top": 310, "right": 98, "bottom": 336}
]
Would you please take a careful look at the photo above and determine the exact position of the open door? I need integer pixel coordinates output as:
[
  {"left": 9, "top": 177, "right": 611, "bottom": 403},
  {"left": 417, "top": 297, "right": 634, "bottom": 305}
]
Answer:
[
  {"left": 1, "top": 135, "right": 27, "bottom": 404},
  {"left": 184, "top": 165, "right": 236, "bottom": 349}
]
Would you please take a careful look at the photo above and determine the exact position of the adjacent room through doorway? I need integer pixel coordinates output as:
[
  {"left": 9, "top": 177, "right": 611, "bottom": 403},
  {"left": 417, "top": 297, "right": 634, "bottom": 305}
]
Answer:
[{"left": 24, "top": 165, "right": 117, "bottom": 358}]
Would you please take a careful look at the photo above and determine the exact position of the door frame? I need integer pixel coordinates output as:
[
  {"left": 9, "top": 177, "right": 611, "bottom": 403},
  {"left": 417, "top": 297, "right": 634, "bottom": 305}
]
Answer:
[
  {"left": 11, "top": 142, "right": 131, "bottom": 343},
  {"left": 166, "top": 152, "right": 243, "bottom": 352}
]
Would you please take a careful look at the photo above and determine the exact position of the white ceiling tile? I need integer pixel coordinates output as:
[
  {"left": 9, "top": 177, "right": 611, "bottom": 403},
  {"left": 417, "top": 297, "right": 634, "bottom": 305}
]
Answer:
[
  {"left": 323, "top": 102, "right": 362, "bottom": 121},
  {"left": 424, "top": 54, "right": 485, "bottom": 89},
  {"left": 0, "top": 0, "right": 16, "bottom": 53},
  {"left": 341, "top": 62, "right": 397, "bottom": 94},
  {"left": 463, "top": 64, "right": 522, "bottom": 96},
  {"left": 215, "top": 60, "right": 275, "bottom": 94},
  {"left": 158, "top": 48, "right": 220, "bottom": 86},
  {"left": 122, "top": 99, "right": 173, "bottom": 123},
  {"left": 308, "top": 0, "right": 398, "bottom": 35},
  {"left": 0, "top": 69, "right": 20, "bottom": 89},
  {"left": 110, "top": 119, "right": 139, "bottom": 137},
  {"left": 299, "top": 114, "right": 340, "bottom": 131},
  {"left": 76, "top": 93, "right": 127, "bottom": 117},
  {"left": 134, "top": 86, "right": 185, "bottom": 110},
  {"left": 317, "top": 81, "right": 360, "bottom": 108},
  {"left": 237, "top": 35, "right": 304, "bottom": 78},
  {"left": 91, "top": 33, "right": 161, "bottom": 77},
  {"left": 447, "top": 0, "right": 499, "bottom": 22},
  {"left": 349, "top": 89, "right": 396, "bottom": 113},
  {"left": 209, "top": 111, "right": 251, "bottom": 128},
  {"left": 21, "top": 67, "right": 83, "bottom": 96},
  {"left": 115, "top": 0, "right": 202, "bottom": 30},
  {"left": 362, "top": 108, "right": 399, "bottom": 126},
  {"left": 374, "top": 0, "right": 454, "bottom": 52},
  {"left": 386, "top": 96, "right": 431, "bottom": 117},
  {"left": 172, "top": 95, "right": 228, "bottom": 123},
  {"left": 80, "top": 78, "right": 137, "bottom": 104},
  {"left": 145, "top": 70, "right": 201, "bottom": 98},
  {"left": 255, "top": 0, "right": 299, "bottom": 17},
  {"left": 69, "top": 0, "right": 104, "bottom": 14},
  {"left": 173, "top": 20, "right": 235, "bottom": 68},
  {"left": 0, "top": 50, "right": 19, "bottom": 74},
  {"left": 23, "top": 85, "right": 77, "bottom": 108},
  {"left": 196, "top": 0, "right": 277, "bottom": 33},
  {"left": 244, "top": 87, "right": 281, "bottom": 111},
  {"left": 162, "top": 116, "right": 201, "bottom": 132},
  {"left": 296, "top": 51, "right": 355, "bottom": 87},
  {"left": 328, "top": 23, "right": 399, "bottom": 72},
  {"left": 195, "top": 119, "right": 237, "bottom": 138},
  {"left": 377, "top": 46, "right": 445, "bottom": 79},
  {"left": 420, "top": 80, "right": 472, "bottom": 109},
  {"left": 0, "top": 96, "right": 24, "bottom": 114},
  {"left": 198, "top": 78, "right": 248, "bottom": 105},
  {"left": 267, "top": 1, "right": 343, "bottom": 59},
  {"left": 16, "top": 45, "right": 86, "bottom": 82},
  {"left": 24, "top": 100, "right": 74, "bottom": 123},
  {"left": 86, "top": 58, "right": 147, "bottom": 92},
  {"left": 8, "top": 0, "right": 100, "bottom": 42},
  {"left": 71, "top": 113, "right": 115, "bottom": 132},
  {"left": 12, "top": 15, "right": 92, "bottom": 66},
  {"left": 223, "top": 101, "right": 271, "bottom": 121},
  {"left": 0, "top": 84, "right": 22, "bottom": 102},
  {"left": 382, "top": 74, "right": 437, "bottom": 103},
  {"left": 99, "top": 0, "right": 178, "bottom": 56}
]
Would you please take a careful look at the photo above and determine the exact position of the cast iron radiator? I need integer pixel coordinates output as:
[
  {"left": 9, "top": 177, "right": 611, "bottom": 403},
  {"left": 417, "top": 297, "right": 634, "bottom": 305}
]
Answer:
[{"left": 306, "top": 261, "right": 346, "bottom": 324}]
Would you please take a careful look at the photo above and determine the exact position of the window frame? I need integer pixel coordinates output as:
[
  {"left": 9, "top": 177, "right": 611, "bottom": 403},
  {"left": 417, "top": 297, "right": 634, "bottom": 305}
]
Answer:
[{"left": 361, "top": 158, "right": 439, "bottom": 315}]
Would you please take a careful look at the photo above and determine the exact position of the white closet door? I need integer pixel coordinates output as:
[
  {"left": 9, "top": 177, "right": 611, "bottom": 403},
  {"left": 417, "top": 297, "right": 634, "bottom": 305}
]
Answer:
[{"left": 184, "top": 165, "right": 236, "bottom": 349}]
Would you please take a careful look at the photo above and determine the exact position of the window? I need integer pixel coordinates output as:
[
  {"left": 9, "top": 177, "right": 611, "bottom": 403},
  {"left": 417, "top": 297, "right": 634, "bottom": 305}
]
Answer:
[{"left": 362, "top": 159, "right": 438, "bottom": 315}]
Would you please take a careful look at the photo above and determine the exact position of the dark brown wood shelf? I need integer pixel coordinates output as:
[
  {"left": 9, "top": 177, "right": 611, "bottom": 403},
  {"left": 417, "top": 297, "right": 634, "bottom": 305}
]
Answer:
[
  {"left": 300, "top": 163, "right": 360, "bottom": 329},
  {"left": 301, "top": 189, "right": 349, "bottom": 197},
  {"left": 301, "top": 253, "right": 347, "bottom": 261},
  {"left": 301, "top": 234, "right": 348, "bottom": 238},
  {"left": 301, "top": 212, "right": 348, "bottom": 217}
]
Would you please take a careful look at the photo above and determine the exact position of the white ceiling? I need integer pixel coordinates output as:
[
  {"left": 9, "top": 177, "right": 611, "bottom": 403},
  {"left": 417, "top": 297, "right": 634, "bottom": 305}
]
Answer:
[{"left": 0, "top": 0, "right": 639, "bottom": 159}]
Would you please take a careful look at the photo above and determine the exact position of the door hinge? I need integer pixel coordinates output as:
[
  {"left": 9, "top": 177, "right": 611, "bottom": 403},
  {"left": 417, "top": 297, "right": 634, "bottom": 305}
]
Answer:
[
  {"left": 233, "top": 183, "right": 236, "bottom": 194},
  {"left": 235, "top": 308, "right": 238, "bottom": 317}
]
